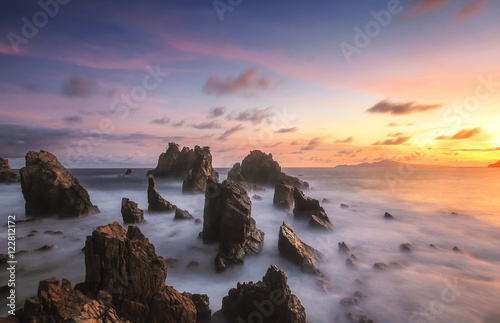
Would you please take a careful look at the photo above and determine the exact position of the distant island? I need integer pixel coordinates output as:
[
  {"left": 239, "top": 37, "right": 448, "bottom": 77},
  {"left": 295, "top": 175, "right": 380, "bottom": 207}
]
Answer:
[
  {"left": 335, "top": 159, "right": 447, "bottom": 168},
  {"left": 488, "top": 160, "right": 500, "bottom": 168}
]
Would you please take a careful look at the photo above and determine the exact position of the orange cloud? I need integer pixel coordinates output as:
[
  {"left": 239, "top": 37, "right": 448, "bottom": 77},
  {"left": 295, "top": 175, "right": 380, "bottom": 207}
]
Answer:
[
  {"left": 456, "top": 0, "right": 488, "bottom": 20},
  {"left": 367, "top": 100, "right": 443, "bottom": 115},
  {"left": 372, "top": 136, "right": 410, "bottom": 145},
  {"left": 436, "top": 127, "right": 482, "bottom": 140}
]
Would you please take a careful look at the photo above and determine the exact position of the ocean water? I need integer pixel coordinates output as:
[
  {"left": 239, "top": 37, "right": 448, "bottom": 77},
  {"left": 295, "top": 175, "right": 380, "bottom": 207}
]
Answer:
[{"left": 0, "top": 167, "right": 499, "bottom": 322}]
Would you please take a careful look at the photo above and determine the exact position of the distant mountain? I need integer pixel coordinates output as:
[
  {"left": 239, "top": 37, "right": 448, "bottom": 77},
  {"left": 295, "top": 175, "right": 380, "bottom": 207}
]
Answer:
[
  {"left": 335, "top": 159, "right": 446, "bottom": 168},
  {"left": 488, "top": 160, "right": 500, "bottom": 168}
]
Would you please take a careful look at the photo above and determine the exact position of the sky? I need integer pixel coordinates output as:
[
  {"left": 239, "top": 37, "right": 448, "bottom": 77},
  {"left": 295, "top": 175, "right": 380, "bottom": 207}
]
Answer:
[{"left": 1, "top": 0, "right": 499, "bottom": 168}]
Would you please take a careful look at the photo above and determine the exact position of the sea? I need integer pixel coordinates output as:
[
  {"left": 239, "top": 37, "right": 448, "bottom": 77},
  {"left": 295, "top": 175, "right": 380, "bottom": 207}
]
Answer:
[{"left": 0, "top": 167, "right": 499, "bottom": 322}]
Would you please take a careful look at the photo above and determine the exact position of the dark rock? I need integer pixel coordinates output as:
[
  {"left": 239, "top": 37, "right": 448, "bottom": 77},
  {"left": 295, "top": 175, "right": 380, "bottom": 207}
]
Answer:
[
  {"left": 0, "top": 157, "right": 18, "bottom": 183},
  {"left": 384, "top": 212, "right": 393, "bottom": 219},
  {"left": 252, "top": 194, "right": 263, "bottom": 200},
  {"left": 44, "top": 230, "right": 63, "bottom": 235},
  {"left": 121, "top": 198, "right": 144, "bottom": 224},
  {"left": 187, "top": 261, "right": 200, "bottom": 268},
  {"left": 221, "top": 265, "right": 307, "bottom": 323},
  {"left": 453, "top": 246, "right": 464, "bottom": 253},
  {"left": 125, "top": 169, "right": 133, "bottom": 175},
  {"left": 346, "top": 258, "right": 356, "bottom": 268},
  {"left": 183, "top": 293, "right": 211, "bottom": 323},
  {"left": 373, "top": 262, "right": 389, "bottom": 271},
  {"left": 165, "top": 258, "right": 179, "bottom": 269},
  {"left": 339, "top": 242, "right": 351, "bottom": 254},
  {"left": 400, "top": 243, "right": 413, "bottom": 252},
  {"left": 20, "top": 151, "right": 99, "bottom": 218},
  {"left": 227, "top": 162, "right": 244, "bottom": 182},
  {"left": 451, "top": 211, "right": 458, "bottom": 215},
  {"left": 340, "top": 296, "right": 359, "bottom": 306},
  {"left": 340, "top": 203, "right": 349, "bottom": 209},
  {"left": 353, "top": 291, "right": 366, "bottom": 299},
  {"left": 430, "top": 243, "right": 436, "bottom": 248},
  {"left": 389, "top": 260, "right": 408, "bottom": 269},
  {"left": 293, "top": 188, "right": 334, "bottom": 231},
  {"left": 202, "top": 180, "right": 264, "bottom": 272},
  {"left": 27, "top": 233, "right": 36, "bottom": 237},
  {"left": 147, "top": 174, "right": 176, "bottom": 212},
  {"left": 61, "top": 278, "right": 72, "bottom": 290},
  {"left": 345, "top": 312, "right": 376, "bottom": 323},
  {"left": 182, "top": 146, "right": 219, "bottom": 193},
  {"left": 0, "top": 285, "right": 9, "bottom": 295},
  {"left": 278, "top": 221, "right": 325, "bottom": 275},
  {"left": 175, "top": 208, "right": 194, "bottom": 220},
  {"left": 322, "top": 198, "right": 330, "bottom": 203},
  {"left": 0, "top": 254, "right": 8, "bottom": 264},
  {"left": 35, "top": 245, "right": 55, "bottom": 252},
  {"left": 148, "top": 142, "right": 195, "bottom": 178},
  {"left": 195, "top": 219, "right": 202, "bottom": 225},
  {"left": 273, "top": 183, "right": 294, "bottom": 209}
]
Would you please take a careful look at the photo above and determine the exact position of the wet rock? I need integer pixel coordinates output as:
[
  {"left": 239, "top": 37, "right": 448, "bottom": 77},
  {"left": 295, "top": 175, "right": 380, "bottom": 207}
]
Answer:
[
  {"left": 147, "top": 174, "right": 176, "bottom": 212},
  {"left": 121, "top": 198, "right": 144, "bottom": 224},
  {"left": 340, "top": 203, "right": 349, "bottom": 209},
  {"left": 175, "top": 207, "right": 195, "bottom": 220},
  {"left": 148, "top": 142, "right": 195, "bottom": 178},
  {"left": 221, "top": 265, "right": 307, "bottom": 323},
  {"left": 183, "top": 293, "right": 211, "bottom": 323},
  {"left": 345, "top": 312, "right": 376, "bottom": 323},
  {"left": 293, "top": 188, "right": 334, "bottom": 231},
  {"left": 339, "top": 242, "right": 351, "bottom": 254},
  {"left": 35, "top": 245, "right": 55, "bottom": 252},
  {"left": 20, "top": 150, "right": 99, "bottom": 218},
  {"left": 125, "top": 169, "right": 133, "bottom": 175},
  {"left": 400, "top": 243, "right": 413, "bottom": 252},
  {"left": 273, "top": 182, "right": 294, "bottom": 209},
  {"left": 384, "top": 212, "right": 393, "bottom": 219},
  {"left": 252, "top": 194, "right": 263, "bottom": 200},
  {"left": 182, "top": 146, "right": 219, "bottom": 193},
  {"left": 202, "top": 180, "right": 264, "bottom": 272},
  {"left": 278, "top": 221, "right": 325, "bottom": 275},
  {"left": 373, "top": 262, "right": 389, "bottom": 271},
  {"left": 0, "top": 157, "right": 18, "bottom": 183}
]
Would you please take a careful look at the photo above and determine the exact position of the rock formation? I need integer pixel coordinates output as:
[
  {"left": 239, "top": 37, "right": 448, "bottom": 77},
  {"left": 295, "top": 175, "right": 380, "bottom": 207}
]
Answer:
[
  {"left": 125, "top": 169, "right": 133, "bottom": 175},
  {"left": 278, "top": 221, "right": 325, "bottom": 275},
  {"left": 182, "top": 146, "right": 219, "bottom": 193},
  {"left": 148, "top": 142, "right": 197, "bottom": 178},
  {"left": 121, "top": 198, "right": 144, "bottom": 223},
  {"left": 147, "top": 174, "right": 176, "bottom": 212},
  {"left": 0, "top": 157, "right": 18, "bottom": 183},
  {"left": 273, "top": 182, "right": 294, "bottom": 209},
  {"left": 384, "top": 212, "right": 394, "bottom": 219},
  {"left": 293, "top": 188, "right": 334, "bottom": 231},
  {"left": 175, "top": 208, "right": 194, "bottom": 220},
  {"left": 488, "top": 160, "right": 500, "bottom": 167},
  {"left": 220, "top": 265, "right": 307, "bottom": 323},
  {"left": 227, "top": 150, "right": 309, "bottom": 189},
  {"left": 19, "top": 150, "right": 99, "bottom": 218},
  {"left": 202, "top": 180, "right": 264, "bottom": 272}
]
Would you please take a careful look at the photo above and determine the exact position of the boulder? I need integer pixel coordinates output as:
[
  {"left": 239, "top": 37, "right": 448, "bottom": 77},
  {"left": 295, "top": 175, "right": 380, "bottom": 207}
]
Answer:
[
  {"left": 175, "top": 208, "right": 194, "bottom": 221},
  {"left": 273, "top": 182, "right": 294, "bottom": 209},
  {"left": 148, "top": 142, "right": 195, "bottom": 178},
  {"left": 183, "top": 293, "right": 211, "bottom": 322},
  {"left": 488, "top": 160, "right": 500, "bottom": 167},
  {"left": 125, "top": 169, "right": 133, "bottom": 175},
  {"left": 202, "top": 180, "right": 264, "bottom": 272},
  {"left": 182, "top": 146, "right": 219, "bottom": 193},
  {"left": 220, "top": 265, "right": 307, "bottom": 323},
  {"left": 121, "top": 198, "right": 144, "bottom": 224},
  {"left": 147, "top": 174, "right": 176, "bottom": 212},
  {"left": 339, "top": 242, "right": 351, "bottom": 254},
  {"left": 384, "top": 212, "right": 393, "bottom": 219},
  {"left": 0, "top": 157, "right": 18, "bottom": 183},
  {"left": 19, "top": 151, "right": 99, "bottom": 218},
  {"left": 293, "top": 188, "right": 334, "bottom": 231},
  {"left": 278, "top": 221, "right": 325, "bottom": 275},
  {"left": 400, "top": 243, "right": 412, "bottom": 252}
]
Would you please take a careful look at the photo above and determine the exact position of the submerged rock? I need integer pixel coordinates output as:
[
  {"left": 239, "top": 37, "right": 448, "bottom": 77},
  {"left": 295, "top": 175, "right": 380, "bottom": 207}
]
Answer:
[
  {"left": 339, "top": 242, "right": 351, "bottom": 254},
  {"left": 125, "top": 168, "right": 133, "bottom": 175},
  {"left": 373, "top": 262, "right": 389, "bottom": 271},
  {"left": 202, "top": 180, "right": 264, "bottom": 272},
  {"left": 340, "top": 203, "right": 349, "bottom": 209},
  {"left": 121, "top": 198, "right": 144, "bottom": 224},
  {"left": 220, "top": 265, "right": 307, "bottom": 323},
  {"left": 252, "top": 194, "right": 263, "bottom": 200},
  {"left": 20, "top": 150, "right": 99, "bottom": 218},
  {"left": 384, "top": 212, "right": 394, "bottom": 219},
  {"left": 147, "top": 174, "right": 176, "bottom": 212},
  {"left": 400, "top": 243, "right": 413, "bottom": 252},
  {"left": 273, "top": 182, "right": 294, "bottom": 209},
  {"left": 0, "top": 157, "right": 18, "bottom": 183},
  {"left": 182, "top": 146, "right": 219, "bottom": 193},
  {"left": 293, "top": 188, "right": 334, "bottom": 231}
]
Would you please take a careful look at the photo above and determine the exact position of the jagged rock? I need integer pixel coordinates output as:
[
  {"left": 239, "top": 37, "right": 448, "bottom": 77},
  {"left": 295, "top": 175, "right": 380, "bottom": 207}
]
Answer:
[
  {"left": 183, "top": 293, "right": 211, "bottom": 322},
  {"left": 345, "top": 312, "right": 376, "bottom": 323},
  {"left": 19, "top": 151, "right": 99, "bottom": 218},
  {"left": 121, "top": 198, "right": 144, "bottom": 224},
  {"left": 273, "top": 182, "right": 294, "bottom": 209},
  {"left": 35, "top": 245, "right": 56, "bottom": 252},
  {"left": 278, "top": 173, "right": 309, "bottom": 189},
  {"left": 453, "top": 246, "right": 464, "bottom": 253},
  {"left": 221, "top": 265, "right": 307, "bottom": 323},
  {"left": 340, "top": 203, "right": 349, "bottom": 209},
  {"left": 148, "top": 142, "right": 196, "bottom": 178},
  {"left": 389, "top": 260, "right": 408, "bottom": 269},
  {"left": 488, "top": 160, "right": 500, "bottom": 168},
  {"left": 175, "top": 208, "right": 194, "bottom": 220},
  {"left": 339, "top": 242, "right": 351, "bottom": 254},
  {"left": 293, "top": 188, "right": 334, "bottom": 231},
  {"left": 341, "top": 296, "right": 359, "bottom": 306},
  {"left": 202, "top": 180, "right": 264, "bottom": 272},
  {"left": 147, "top": 174, "right": 176, "bottom": 212},
  {"left": 0, "top": 157, "right": 18, "bottom": 183},
  {"left": 278, "top": 221, "right": 325, "bottom": 275},
  {"left": 384, "top": 212, "right": 393, "bottom": 219},
  {"left": 182, "top": 146, "right": 219, "bottom": 193},
  {"left": 125, "top": 169, "right": 133, "bottom": 175},
  {"left": 400, "top": 243, "right": 413, "bottom": 252},
  {"left": 373, "top": 262, "right": 389, "bottom": 271},
  {"left": 252, "top": 194, "right": 262, "bottom": 200},
  {"left": 84, "top": 222, "right": 198, "bottom": 322},
  {"left": 227, "top": 162, "right": 244, "bottom": 182}
]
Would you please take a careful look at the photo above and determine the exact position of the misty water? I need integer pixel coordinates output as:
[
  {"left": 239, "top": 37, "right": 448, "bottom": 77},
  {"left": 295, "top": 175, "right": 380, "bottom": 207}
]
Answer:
[{"left": 1, "top": 167, "right": 500, "bottom": 322}]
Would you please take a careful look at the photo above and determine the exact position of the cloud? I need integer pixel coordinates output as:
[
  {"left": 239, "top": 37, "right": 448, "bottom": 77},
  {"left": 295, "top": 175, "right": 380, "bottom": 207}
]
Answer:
[
  {"left": 227, "top": 107, "right": 274, "bottom": 124},
  {"left": 387, "top": 132, "right": 403, "bottom": 137},
  {"left": 367, "top": 100, "right": 443, "bottom": 115},
  {"left": 457, "top": 0, "right": 488, "bottom": 19},
  {"left": 151, "top": 117, "right": 170, "bottom": 125},
  {"left": 203, "top": 68, "right": 272, "bottom": 96},
  {"left": 435, "top": 127, "right": 482, "bottom": 140},
  {"left": 62, "top": 75, "right": 98, "bottom": 98},
  {"left": 290, "top": 141, "right": 300, "bottom": 146},
  {"left": 208, "top": 106, "right": 226, "bottom": 118},
  {"left": 335, "top": 136, "right": 353, "bottom": 143},
  {"left": 388, "top": 123, "right": 401, "bottom": 127},
  {"left": 410, "top": 0, "right": 451, "bottom": 16},
  {"left": 218, "top": 124, "right": 245, "bottom": 140},
  {"left": 63, "top": 116, "right": 82, "bottom": 123},
  {"left": 192, "top": 121, "right": 222, "bottom": 129},
  {"left": 172, "top": 120, "right": 185, "bottom": 127},
  {"left": 451, "top": 147, "right": 500, "bottom": 152},
  {"left": 372, "top": 136, "right": 410, "bottom": 145},
  {"left": 275, "top": 127, "right": 297, "bottom": 133},
  {"left": 300, "top": 137, "right": 322, "bottom": 150}
]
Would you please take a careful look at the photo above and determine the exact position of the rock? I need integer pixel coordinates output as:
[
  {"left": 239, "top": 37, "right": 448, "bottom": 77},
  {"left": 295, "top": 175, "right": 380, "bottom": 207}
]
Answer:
[
  {"left": 227, "top": 162, "right": 244, "bottom": 182},
  {"left": 322, "top": 198, "right": 330, "bottom": 203},
  {"left": 345, "top": 312, "right": 376, "bottom": 323},
  {"left": 61, "top": 278, "right": 72, "bottom": 290},
  {"left": 339, "top": 242, "right": 351, "bottom": 254},
  {"left": 400, "top": 243, "right": 413, "bottom": 252},
  {"left": 346, "top": 258, "right": 356, "bottom": 268},
  {"left": 202, "top": 180, "right": 264, "bottom": 272},
  {"left": 353, "top": 291, "right": 366, "bottom": 299},
  {"left": 44, "top": 230, "right": 63, "bottom": 235},
  {"left": 273, "top": 183, "right": 294, "bottom": 209},
  {"left": 175, "top": 208, "right": 194, "bottom": 220},
  {"left": 20, "top": 151, "right": 99, "bottom": 218},
  {"left": 147, "top": 174, "right": 176, "bottom": 212},
  {"left": 35, "top": 245, "right": 55, "bottom": 252},
  {"left": 121, "top": 198, "right": 144, "bottom": 224},
  {"left": 195, "top": 219, "right": 202, "bottom": 225},
  {"left": 84, "top": 222, "right": 198, "bottom": 322},
  {"left": 278, "top": 221, "right": 325, "bottom": 275},
  {"left": 293, "top": 188, "right": 334, "bottom": 231},
  {"left": 221, "top": 265, "right": 307, "bottom": 323},
  {"left": 384, "top": 212, "right": 393, "bottom": 219},
  {"left": 488, "top": 160, "right": 500, "bottom": 168},
  {"left": 165, "top": 258, "right": 179, "bottom": 268},
  {"left": 340, "top": 203, "right": 349, "bottom": 209},
  {"left": 340, "top": 296, "right": 359, "bottom": 306},
  {"left": 148, "top": 142, "right": 195, "bottom": 178},
  {"left": 278, "top": 173, "right": 309, "bottom": 189},
  {"left": 0, "top": 157, "right": 18, "bottom": 183},
  {"left": 125, "top": 169, "right": 133, "bottom": 175},
  {"left": 252, "top": 194, "right": 262, "bottom": 200},
  {"left": 183, "top": 292, "right": 211, "bottom": 322},
  {"left": 389, "top": 260, "right": 408, "bottom": 269},
  {"left": 373, "top": 262, "right": 389, "bottom": 271},
  {"left": 186, "top": 261, "right": 200, "bottom": 268},
  {"left": 453, "top": 246, "right": 464, "bottom": 253},
  {"left": 182, "top": 146, "right": 219, "bottom": 193}
]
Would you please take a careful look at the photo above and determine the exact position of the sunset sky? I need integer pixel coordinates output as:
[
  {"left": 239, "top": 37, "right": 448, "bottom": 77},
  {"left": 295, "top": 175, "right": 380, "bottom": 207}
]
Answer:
[{"left": 1, "top": 0, "right": 499, "bottom": 168}]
